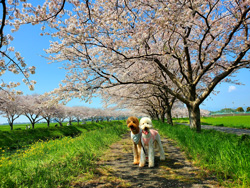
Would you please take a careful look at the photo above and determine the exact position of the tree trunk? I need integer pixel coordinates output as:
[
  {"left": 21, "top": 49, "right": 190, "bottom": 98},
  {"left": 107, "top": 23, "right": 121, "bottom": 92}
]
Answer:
[
  {"left": 187, "top": 104, "right": 201, "bottom": 132},
  {"left": 160, "top": 112, "right": 165, "bottom": 123},
  {"left": 59, "top": 122, "right": 63, "bottom": 126},
  {"left": 166, "top": 109, "right": 173, "bottom": 126},
  {"left": 32, "top": 122, "right": 35, "bottom": 129},
  {"left": 46, "top": 119, "right": 50, "bottom": 127},
  {"left": 9, "top": 122, "right": 14, "bottom": 131}
]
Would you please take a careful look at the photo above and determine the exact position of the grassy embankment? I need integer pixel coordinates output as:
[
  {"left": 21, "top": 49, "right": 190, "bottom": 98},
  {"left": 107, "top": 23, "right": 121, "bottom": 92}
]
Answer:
[
  {"left": 155, "top": 118, "right": 250, "bottom": 187},
  {"left": 173, "top": 115, "right": 250, "bottom": 129},
  {"left": 0, "top": 121, "right": 128, "bottom": 188},
  {"left": 0, "top": 121, "right": 115, "bottom": 150},
  {"left": 0, "top": 122, "right": 73, "bottom": 131}
]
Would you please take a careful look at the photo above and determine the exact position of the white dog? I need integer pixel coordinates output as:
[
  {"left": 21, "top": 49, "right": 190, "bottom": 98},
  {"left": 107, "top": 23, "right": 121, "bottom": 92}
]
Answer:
[{"left": 139, "top": 117, "right": 165, "bottom": 167}]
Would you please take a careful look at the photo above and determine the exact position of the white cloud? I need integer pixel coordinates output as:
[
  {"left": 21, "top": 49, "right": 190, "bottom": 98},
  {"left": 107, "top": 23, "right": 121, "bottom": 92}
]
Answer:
[{"left": 228, "top": 85, "right": 236, "bottom": 92}]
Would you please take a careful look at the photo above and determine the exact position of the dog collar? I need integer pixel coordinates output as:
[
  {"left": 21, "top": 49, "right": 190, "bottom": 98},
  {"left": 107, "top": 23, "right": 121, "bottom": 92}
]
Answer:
[{"left": 131, "top": 129, "right": 142, "bottom": 145}]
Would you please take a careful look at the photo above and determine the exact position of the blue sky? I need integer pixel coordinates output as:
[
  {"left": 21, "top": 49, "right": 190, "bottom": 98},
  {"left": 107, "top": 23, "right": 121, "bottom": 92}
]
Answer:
[
  {"left": 201, "top": 68, "right": 250, "bottom": 111},
  {"left": 0, "top": 23, "right": 250, "bottom": 124}
]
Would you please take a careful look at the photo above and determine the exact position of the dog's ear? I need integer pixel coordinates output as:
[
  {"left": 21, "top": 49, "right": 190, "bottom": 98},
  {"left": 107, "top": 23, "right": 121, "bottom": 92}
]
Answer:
[
  {"left": 134, "top": 117, "right": 139, "bottom": 126},
  {"left": 126, "top": 117, "right": 130, "bottom": 125},
  {"left": 126, "top": 116, "right": 135, "bottom": 125}
]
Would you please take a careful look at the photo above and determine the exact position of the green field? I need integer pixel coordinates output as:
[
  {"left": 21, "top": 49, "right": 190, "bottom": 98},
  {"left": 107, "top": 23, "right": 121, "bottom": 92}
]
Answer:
[
  {"left": 0, "top": 122, "right": 77, "bottom": 131},
  {"left": 201, "top": 116, "right": 250, "bottom": 129},
  {"left": 174, "top": 115, "right": 250, "bottom": 129},
  {"left": 0, "top": 121, "right": 127, "bottom": 187}
]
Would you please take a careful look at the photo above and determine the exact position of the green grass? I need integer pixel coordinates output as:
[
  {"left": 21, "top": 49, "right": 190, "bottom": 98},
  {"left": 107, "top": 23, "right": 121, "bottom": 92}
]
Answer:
[
  {"left": 173, "top": 117, "right": 189, "bottom": 124},
  {"left": 201, "top": 116, "right": 250, "bottom": 129},
  {"left": 0, "top": 121, "right": 92, "bottom": 131},
  {"left": 0, "top": 120, "right": 127, "bottom": 188},
  {"left": 173, "top": 115, "right": 250, "bottom": 129},
  {"left": 0, "top": 122, "right": 58, "bottom": 131},
  {"left": 155, "top": 121, "right": 250, "bottom": 187},
  {"left": 0, "top": 126, "right": 82, "bottom": 151},
  {"left": 0, "top": 121, "right": 124, "bottom": 152}
]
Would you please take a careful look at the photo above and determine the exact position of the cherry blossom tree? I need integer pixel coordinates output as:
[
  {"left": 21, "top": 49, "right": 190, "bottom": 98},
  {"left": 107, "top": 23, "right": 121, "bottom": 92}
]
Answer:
[
  {"left": 0, "top": 90, "right": 23, "bottom": 130},
  {"left": 21, "top": 94, "right": 44, "bottom": 129},
  {"left": 71, "top": 106, "right": 85, "bottom": 125},
  {"left": 64, "top": 106, "right": 75, "bottom": 125},
  {"left": 53, "top": 104, "right": 67, "bottom": 126},
  {"left": 101, "top": 83, "right": 176, "bottom": 125},
  {"left": 78, "top": 106, "right": 93, "bottom": 123},
  {"left": 40, "top": 103, "right": 58, "bottom": 127},
  {"left": 102, "top": 107, "right": 117, "bottom": 122},
  {"left": 45, "top": 0, "right": 250, "bottom": 132}
]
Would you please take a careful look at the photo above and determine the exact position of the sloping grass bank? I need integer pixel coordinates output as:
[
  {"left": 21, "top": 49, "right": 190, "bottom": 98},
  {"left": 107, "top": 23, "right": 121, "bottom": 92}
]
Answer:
[
  {"left": 0, "top": 121, "right": 124, "bottom": 151},
  {"left": 155, "top": 121, "right": 250, "bottom": 187},
  {"left": 0, "top": 121, "right": 127, "bottom": 188},
  {"left": 0, "top": 126, "right": 82, "bottom": 151}
]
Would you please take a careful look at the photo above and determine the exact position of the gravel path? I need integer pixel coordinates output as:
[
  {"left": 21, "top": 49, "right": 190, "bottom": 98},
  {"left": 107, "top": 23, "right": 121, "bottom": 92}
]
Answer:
[{"left": 73, "top": 132, "right": 221, "bottom": 188}]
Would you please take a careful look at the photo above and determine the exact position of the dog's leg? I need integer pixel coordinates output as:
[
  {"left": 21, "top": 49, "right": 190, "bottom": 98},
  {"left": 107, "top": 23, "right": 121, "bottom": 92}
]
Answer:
[
  {"left": 139, "top": 144, "right": 146, "bottom": 167},
  {"left": 148, "top": 139, "right": 155, "bottom": 167},
  {"left": 139, "top": 150, "right": 146, "bottom": 167},
  {"left": 138, "top": 142, "right": 142, "bottom": 164},
  {"left": 156, "top": 134, "right": 166, "bottom": 161},
  {"left": 133, "top": 143, "right": 140, "bottom": 165}
]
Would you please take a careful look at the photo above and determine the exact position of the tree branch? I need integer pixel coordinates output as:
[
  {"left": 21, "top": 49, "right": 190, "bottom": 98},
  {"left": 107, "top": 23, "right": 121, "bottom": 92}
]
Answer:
[{"left": 0, "top": 0, "right": 7, "bottom": 49}]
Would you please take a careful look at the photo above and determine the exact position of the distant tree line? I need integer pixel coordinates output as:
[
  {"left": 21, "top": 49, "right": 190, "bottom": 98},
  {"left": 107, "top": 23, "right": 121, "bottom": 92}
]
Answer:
[
  {"left": 0, "top": 91, "right": 134, "bottom": 130},
  {"left": 211, "top": 107, "right": 250, "bottom": 115}
]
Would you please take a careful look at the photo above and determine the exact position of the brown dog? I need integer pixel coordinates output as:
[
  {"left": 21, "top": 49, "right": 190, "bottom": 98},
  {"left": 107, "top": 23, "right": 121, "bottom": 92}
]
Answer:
[{"left": 126, "top": 116, "right": 142, "bottom": 165}]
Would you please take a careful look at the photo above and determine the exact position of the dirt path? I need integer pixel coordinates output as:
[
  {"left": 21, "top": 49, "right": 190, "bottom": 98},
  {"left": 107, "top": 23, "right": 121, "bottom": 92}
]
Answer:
[{"left": 73, "top": 132, "right": 221, "bottom": 188}]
